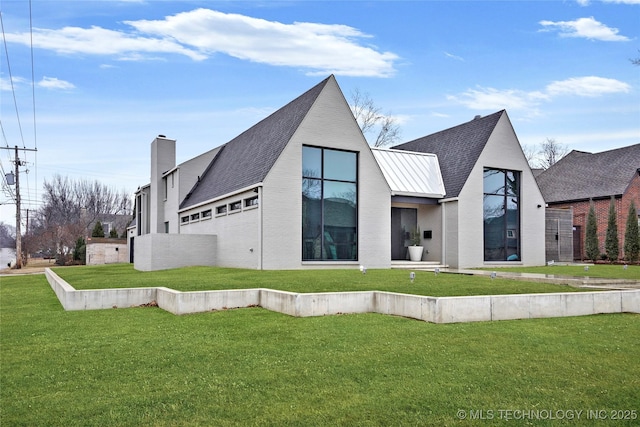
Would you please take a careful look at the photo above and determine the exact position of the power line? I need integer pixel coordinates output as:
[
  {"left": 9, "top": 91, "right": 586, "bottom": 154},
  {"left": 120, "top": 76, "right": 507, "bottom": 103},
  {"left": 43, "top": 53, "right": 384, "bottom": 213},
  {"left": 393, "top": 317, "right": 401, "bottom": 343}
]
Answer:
[
  {"left": 29, "top": 0, "right": 38, "bottom": 151},
  {"left": 29, "top": 0, "right": 39, "bottom": 207},
  {"left": 0, "top": 10, "right": 27, "bottom": 148}
]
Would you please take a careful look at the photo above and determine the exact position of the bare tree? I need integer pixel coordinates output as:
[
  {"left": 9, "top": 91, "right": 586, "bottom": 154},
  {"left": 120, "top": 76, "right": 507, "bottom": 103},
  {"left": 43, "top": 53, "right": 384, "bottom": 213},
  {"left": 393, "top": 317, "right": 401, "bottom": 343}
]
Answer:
[
  {"left": 538, "top": 138, "right": 569, "bottom": 170},
  {"left": 350, "top": 88, "right": 401, "bottom": 147},
  {"left": 26, "top": 175, "right": 132, "bottom": 264},
  {"left": 631, "top": 49, "right": 640, "bottom": 66},
  {"left": 521, "top": 144, "right": 539, "bottom": 168},
  {"left": 0, "top": 221, "right": 16, "bottom": 248}
]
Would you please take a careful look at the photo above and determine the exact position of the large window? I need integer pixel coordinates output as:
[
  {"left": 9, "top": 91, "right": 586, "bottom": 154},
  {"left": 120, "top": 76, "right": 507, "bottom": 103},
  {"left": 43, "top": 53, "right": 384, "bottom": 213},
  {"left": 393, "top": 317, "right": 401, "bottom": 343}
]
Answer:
[
  {"left": 483, "top": 168, "right": 520, "bottom": 261},
  {"left": 302, "top": 146, "right": 358, "bottom": 260}
]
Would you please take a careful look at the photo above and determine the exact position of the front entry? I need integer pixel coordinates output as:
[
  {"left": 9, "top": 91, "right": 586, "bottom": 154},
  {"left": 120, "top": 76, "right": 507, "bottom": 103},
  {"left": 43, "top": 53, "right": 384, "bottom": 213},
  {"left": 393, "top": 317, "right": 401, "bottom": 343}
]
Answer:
[{"left": 391, "top": 207, "right": 417, "bottom": 260}]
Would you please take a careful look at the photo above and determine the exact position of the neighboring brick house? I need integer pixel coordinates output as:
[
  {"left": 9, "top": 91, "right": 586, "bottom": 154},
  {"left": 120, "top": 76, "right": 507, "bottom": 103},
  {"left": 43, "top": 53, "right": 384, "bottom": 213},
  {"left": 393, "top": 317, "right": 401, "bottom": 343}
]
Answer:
[{"left": 536, "top": 144, "right": 640, "bottom": 261}]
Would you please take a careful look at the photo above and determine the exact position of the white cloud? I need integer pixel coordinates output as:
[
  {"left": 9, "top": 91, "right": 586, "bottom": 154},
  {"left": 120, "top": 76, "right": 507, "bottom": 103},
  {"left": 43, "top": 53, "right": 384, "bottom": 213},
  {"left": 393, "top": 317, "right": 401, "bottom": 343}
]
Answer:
[
  {"left": 4, "top": 8, "right": 398, "bottom": 77},
  {"left": 0, "top": 76, "right": 27, "bottom": 91},
  {"left": 545, "top": 76, "right": 631, "bottom": 97},
  {"left": 4, "top": 25, "right": 206, "bottom": 61},
  {"left": 539, "top": 17, "right": 630, "bottom": 41},
  {"left": 449, "top": 76, "right": 630, "bottom": 113},
  {"left": 444, "top": 52, "right": 464, "bottom": 61},
  {"left": 448, "top": 87, "right": 547, "bottom": 113},
  {"left": 38, "top": 76, "right": 76, "bottom": 90},
  {"left": 125, "top": 8, "right": 397, "bottom": 77},
  {"left": 579, "top": 0, "right": 640, "bottom": 5}
]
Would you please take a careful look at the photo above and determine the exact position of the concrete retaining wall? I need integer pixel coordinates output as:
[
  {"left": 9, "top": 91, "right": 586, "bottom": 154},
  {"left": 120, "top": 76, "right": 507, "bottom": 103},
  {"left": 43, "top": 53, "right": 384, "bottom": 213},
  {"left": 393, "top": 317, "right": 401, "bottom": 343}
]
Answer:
[
  {"left": 45, "top": 268, "right": 640, "bottom": 323},
  {"left": 134, "top": 233, "right": 217, "bottom": 271},
  {"left": 46, "top": 268, "right": 157, "bottom": 310}
]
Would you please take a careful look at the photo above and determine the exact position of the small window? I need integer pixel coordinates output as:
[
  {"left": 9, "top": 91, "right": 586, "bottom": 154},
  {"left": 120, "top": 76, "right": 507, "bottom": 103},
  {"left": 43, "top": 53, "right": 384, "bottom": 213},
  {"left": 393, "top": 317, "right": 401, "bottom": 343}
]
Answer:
[
  {"left": 190, "top": 213, "right": 200, "bottom": 221},
  {"left": 202, "top": 209, "right": 212, "bottom": 219},
  {"left": 164, "top": 221, "right": 169, "bottom": 233},
  {"left": 230, "top": 201, "right": 241, "bottom": 212},
  {"left": 181, "top": 216, "right": 189, "bottom": 224},
  {"left": 216, "top": 205, "right": 227, "bottom": 215},
  {"left": 163, "top": 177, "right": 168, "bottom": 201},
  {"left": 245, "top": 196, "right": 259, "bottom": 208}
]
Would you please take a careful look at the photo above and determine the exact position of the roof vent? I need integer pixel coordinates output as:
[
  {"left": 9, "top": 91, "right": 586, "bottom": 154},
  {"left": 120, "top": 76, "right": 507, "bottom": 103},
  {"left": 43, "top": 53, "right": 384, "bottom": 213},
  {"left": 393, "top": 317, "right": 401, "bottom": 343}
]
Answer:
[
  {"left": 473, "top": 115, "right": 482, "bottom": 120},
  {"left": 158, "top": 134, "right": 166, "bottom": 138}
]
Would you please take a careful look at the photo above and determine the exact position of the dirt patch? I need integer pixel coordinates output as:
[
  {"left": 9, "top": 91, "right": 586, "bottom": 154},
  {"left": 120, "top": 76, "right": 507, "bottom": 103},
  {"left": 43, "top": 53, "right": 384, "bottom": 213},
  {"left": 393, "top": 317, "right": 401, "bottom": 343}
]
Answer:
[{"left": 0, "top": 258, "right": 56, "bottom": 275}]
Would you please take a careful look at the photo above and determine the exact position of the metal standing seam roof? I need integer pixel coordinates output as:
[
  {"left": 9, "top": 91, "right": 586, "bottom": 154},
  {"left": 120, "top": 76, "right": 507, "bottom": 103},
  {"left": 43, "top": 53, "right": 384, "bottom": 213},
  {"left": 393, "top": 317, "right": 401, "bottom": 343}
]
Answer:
[
  {"left": 393, "top": 110, "right": 505, "bottom": 198},
  {"left": 371, "top": 148, "right": 445, "bottom": 198}
]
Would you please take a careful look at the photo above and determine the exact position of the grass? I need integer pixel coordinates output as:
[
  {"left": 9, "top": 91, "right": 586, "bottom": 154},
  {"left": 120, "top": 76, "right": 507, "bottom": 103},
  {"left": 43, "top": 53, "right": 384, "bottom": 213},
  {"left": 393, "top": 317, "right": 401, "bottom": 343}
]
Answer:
[
  {"left": 1, "top": 273, "right": 639, "bottom": 426},
  {"left": 51, "top": 264, "right": 592, "bottom": 297}
]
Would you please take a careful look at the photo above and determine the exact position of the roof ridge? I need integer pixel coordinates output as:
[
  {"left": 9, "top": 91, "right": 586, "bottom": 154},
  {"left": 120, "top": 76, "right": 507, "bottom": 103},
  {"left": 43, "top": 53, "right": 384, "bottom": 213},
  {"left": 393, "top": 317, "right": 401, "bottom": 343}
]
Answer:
[
  {"left": 391, "top": 110, "right": 505, "bottom": 197},
  {"left": 179, "top": 75, "right": 333, "bottom": 209}
]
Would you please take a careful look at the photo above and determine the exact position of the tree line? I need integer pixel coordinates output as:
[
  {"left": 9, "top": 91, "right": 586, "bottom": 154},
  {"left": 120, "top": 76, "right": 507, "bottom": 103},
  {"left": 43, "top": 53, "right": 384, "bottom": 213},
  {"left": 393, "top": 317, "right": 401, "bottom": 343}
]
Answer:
[{"left": 15, "top": 174, "right": 133, "bottom": 266}]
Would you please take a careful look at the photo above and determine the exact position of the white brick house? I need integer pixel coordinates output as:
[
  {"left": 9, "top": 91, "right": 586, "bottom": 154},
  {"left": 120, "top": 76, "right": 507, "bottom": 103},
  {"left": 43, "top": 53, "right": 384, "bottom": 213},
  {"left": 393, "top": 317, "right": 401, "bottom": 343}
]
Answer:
[{"left": 129, "top": 76, "right": 545, "bottom": 271}]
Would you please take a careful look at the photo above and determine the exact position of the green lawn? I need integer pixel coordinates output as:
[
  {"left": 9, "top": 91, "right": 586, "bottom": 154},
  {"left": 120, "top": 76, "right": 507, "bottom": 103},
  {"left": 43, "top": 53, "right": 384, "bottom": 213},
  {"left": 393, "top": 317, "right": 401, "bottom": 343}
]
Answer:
[
  {"left": 1, "top": 274, "right": 638, "bottom": 426},
  {"left": 52, "top": 264, "right": 590, "bottom": 297}
]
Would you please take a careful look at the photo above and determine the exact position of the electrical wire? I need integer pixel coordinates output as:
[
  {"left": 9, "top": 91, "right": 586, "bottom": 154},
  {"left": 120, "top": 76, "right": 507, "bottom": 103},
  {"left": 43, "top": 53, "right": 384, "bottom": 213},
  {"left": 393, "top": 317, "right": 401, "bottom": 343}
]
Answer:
[
  {"left": 0, "top": 10, "right": 26, "bottom": 148},
  {"left": 29, "top": 0, "right": 39, "bottom": 209}
]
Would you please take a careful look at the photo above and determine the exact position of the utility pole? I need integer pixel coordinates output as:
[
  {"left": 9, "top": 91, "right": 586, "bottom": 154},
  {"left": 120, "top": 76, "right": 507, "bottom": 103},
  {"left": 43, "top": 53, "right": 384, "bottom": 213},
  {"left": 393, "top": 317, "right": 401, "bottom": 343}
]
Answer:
[{"left": 2, "top": 145, "right": 37, "bottom": 269}]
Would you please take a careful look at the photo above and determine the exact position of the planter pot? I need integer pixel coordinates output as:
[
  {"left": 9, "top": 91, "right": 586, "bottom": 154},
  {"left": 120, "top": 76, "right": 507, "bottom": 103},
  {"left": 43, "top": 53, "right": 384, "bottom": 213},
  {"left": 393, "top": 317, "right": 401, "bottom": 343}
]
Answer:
[{"left": 408, "top": 246, "right": 423, "bottom": 262}]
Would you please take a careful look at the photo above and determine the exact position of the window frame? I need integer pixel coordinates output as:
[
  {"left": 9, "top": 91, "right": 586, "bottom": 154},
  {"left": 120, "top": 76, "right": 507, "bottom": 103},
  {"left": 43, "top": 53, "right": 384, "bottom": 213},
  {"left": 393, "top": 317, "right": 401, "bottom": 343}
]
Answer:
[
  {"left": 302, "top": 145, "right": 358, "bottom": 262},
  {"left": 483, "top": 167, "right": 521, "bottom": 262}
]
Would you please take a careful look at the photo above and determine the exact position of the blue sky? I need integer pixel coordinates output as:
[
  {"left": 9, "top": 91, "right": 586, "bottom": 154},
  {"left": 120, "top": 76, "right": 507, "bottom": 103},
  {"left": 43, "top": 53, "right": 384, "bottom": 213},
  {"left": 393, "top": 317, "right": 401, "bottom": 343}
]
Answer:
[{"left": 1, "top": 0, "right": 639, "bottom": 221}]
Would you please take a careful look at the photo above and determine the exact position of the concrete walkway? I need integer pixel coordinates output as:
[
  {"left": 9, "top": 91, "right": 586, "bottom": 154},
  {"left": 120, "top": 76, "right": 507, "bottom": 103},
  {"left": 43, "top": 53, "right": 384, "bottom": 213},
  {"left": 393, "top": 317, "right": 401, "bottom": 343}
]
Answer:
[{"left": 421, "top": 267, "right": 640, "bottom": 290}]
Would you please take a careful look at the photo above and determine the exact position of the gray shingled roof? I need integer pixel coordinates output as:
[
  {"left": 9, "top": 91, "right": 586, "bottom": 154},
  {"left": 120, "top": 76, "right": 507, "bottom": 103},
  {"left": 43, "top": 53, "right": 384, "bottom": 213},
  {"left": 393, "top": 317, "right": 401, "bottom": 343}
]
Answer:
[
  {"left": 392, "top": 110, "right": 504, "bottom": 198},
  {"left": 180, "top": 76, "right": 331, "bottom": 209},
  {"left": 536, "top": 144, "right": 640, "bottom": 203}
]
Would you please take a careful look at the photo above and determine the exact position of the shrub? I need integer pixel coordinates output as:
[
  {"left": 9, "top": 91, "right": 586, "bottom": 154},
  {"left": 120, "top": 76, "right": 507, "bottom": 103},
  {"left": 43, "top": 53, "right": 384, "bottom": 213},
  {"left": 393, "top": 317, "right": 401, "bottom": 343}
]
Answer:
[
  {"left": 585, "top": 201, "right": 599, "bottom": 261},
  {"left": 605, "top": 197, "right": 619, "bottom": 262},
  {"left": 73, "top": 237, "right": 86, "bottom": 264},
  {"left": 91, "top": 221, "right": 105, "bottom": 238},
  {"left": 624, "top": 201, "right": 640, "bottom": 262}
]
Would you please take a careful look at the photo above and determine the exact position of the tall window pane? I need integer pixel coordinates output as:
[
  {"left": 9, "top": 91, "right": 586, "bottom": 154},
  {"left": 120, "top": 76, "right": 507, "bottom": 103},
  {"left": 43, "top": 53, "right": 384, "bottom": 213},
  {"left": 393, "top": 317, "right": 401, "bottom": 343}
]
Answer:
[
  {"left": 302, "top": 146, "right": 358, "bottom": 261},
  {"left": 484, "top": 168, "right": 520, "bottom": 261},
  {"left": 323, "top": 181, "right": 357, "bottom": 259}
]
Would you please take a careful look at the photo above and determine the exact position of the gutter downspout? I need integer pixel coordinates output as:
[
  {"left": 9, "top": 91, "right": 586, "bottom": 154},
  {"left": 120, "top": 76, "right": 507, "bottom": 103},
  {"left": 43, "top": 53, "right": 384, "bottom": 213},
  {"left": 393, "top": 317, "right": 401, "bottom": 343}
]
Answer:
[
  {"left": 258, "top": 186, "right": 263, "bottom": 270},
  {"left": 441, "top": 201, "right": 446, "bottom": 267}
]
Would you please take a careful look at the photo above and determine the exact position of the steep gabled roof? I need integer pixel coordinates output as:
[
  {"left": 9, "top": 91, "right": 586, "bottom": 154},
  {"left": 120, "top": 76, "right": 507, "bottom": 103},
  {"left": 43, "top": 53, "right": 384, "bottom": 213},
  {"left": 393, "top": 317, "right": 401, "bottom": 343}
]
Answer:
[
  {"left": 180, "top": 76, "right": 332, "bottom": 209},
  {"left": 536, "top": 143, "right": 640, "bottom": 203},
  {"left": 392, "top": 110, "right": 504, "bottom": 198}
]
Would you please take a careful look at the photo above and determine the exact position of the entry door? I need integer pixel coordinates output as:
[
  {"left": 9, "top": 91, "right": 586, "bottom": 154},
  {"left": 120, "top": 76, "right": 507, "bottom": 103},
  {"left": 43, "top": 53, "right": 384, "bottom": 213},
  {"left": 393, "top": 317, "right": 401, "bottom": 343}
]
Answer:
[{"left": 391, "top": 208, "right": 417, "bottom": 260}]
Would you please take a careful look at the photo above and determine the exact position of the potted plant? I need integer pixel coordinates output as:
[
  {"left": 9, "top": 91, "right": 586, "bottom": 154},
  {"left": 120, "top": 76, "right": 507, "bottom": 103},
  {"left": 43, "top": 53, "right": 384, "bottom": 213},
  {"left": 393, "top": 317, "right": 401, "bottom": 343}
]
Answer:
[{"left": 408, "top": 226, "right": 423, "bottom": 261}]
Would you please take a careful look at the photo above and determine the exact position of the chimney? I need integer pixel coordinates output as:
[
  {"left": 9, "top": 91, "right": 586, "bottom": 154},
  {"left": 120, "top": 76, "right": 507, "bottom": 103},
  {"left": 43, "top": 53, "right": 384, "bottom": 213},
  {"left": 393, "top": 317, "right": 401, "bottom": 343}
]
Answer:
[
  {"left": 150, "top": 135, "right": 176, "bottom": 233},
  {"left": 474, "top": 115, "right": 482, "bottom": 120}
]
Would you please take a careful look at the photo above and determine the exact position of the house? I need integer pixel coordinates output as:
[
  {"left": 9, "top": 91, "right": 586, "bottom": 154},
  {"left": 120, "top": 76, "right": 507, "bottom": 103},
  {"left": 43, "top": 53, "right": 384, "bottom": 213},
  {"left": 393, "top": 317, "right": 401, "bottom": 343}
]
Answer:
[
  {"left": 393, "top": 111, "right": 546, "bottom": 268},
  {"left": 536, "top": 144, "right": 640, "bottom": 260},
  {"left": 129, "top": 75, "right": 546, "bottom": 271}
]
